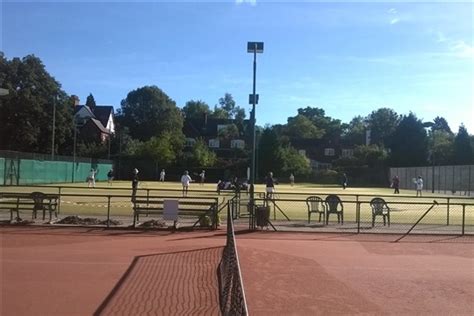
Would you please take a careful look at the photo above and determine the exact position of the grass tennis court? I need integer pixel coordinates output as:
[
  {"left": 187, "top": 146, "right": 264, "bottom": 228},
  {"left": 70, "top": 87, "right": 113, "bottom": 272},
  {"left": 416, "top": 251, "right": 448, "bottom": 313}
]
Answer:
[{"left": 1, "top": 181, "right": 473, "bottom": 232}]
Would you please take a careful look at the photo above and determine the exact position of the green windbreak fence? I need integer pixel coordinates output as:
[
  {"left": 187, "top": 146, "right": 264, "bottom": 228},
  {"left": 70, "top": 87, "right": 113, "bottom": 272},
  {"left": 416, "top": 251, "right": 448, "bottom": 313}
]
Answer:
[
  {"left": 0, "top": 158, "right": 4, "bottom": 184},
  {"left": 1, "top": 151, "right": 112, "bottom": 185}
]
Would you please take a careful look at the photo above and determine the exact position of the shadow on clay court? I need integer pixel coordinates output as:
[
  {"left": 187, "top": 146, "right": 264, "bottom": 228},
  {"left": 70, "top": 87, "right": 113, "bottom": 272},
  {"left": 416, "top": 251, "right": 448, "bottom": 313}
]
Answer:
[{"left": 94, "top": 246, "right": 223, "bottom": 316}]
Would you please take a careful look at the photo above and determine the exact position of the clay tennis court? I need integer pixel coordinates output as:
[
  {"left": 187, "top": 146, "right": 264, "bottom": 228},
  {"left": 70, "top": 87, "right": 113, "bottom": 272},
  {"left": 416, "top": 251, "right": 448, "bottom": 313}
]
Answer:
[{"left": 1, "top": 226, "right": 473, "bottom": 315}]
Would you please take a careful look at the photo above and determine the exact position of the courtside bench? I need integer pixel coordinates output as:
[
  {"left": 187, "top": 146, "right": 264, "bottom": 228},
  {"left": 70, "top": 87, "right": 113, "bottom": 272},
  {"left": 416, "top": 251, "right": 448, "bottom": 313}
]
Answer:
[
  {"left": 132, "top": 197, "right": 219, "bottom": 229},
  {"left": 0, "top": 192, "right": 59, "bottom": 221}
]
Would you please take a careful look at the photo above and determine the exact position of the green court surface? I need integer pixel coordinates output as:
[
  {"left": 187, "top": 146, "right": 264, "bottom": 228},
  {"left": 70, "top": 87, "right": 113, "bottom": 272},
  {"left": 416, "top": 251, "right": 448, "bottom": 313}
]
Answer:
[{"left": 1, "top": 181, "right": 473, "bottom": 227}]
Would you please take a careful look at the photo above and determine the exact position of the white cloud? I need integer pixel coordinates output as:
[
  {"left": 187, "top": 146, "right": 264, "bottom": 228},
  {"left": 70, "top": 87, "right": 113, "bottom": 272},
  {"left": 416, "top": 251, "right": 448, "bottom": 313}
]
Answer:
[
  {"left": 390, "top": 18, "right": 399, "bottom": 25},
  {"left": 434, "top": 32, "right": 474, "bottom": 59},
  {"left": 388, "top": 8, "right": 397, "bottom": 14},
  {"left": 236, "top": 0, "right": 256, "bottom": 6}
]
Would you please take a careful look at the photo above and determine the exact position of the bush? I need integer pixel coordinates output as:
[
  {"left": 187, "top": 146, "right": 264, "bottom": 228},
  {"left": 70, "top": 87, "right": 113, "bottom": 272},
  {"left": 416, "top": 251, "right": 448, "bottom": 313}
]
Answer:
[{"left": 313, "top": 169, "right": 340, "bottom": 184}]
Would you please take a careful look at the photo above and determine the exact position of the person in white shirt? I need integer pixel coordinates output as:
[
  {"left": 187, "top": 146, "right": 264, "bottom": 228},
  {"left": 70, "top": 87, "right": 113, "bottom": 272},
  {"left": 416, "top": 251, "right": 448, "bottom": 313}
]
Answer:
[
  {"left": 88, "top": 169, "right": 97, "bottom": 188},
  {"left": 181, "top": 170, "right": 193, "bottom": 196},
  {"left": 159, "top": 169, "right": 166, "bottom": 182},
  {"left": 199, "top": 170, "right": 205, "bottom": 185},
  {"left": 416, "top": 176, "right": 423, "bottom": 197}
]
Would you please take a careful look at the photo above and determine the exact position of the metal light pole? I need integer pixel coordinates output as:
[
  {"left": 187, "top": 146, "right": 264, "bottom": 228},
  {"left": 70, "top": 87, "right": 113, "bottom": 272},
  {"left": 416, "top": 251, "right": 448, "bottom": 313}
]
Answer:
[
  {"left": 423, "top": 121, "right": 435, "bottom": 193},
  {"left": 51, "top": 95, "right": 57, "bottom": 160},
  {"left": 73, "top": 119, "right": 77, "bottom": 183},
  {"left": 247, "top": 41, "right": 264, "bottom": 227}
]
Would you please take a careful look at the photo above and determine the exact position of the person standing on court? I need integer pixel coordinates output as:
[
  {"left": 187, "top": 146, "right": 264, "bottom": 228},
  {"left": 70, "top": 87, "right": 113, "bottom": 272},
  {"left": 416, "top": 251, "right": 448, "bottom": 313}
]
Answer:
[
  {"left": 107, "top": 169, "right": 114, "bottom": 185},
  {"left": 392, "top": 175, "right": 400, "bottom": 194},
  {"left": 159, "top": 169, "right": 165, "bottom": 182},
  {"left": 199, "top": 170, "right": 206, "bottom": 186},
  {"left": 289, "top": 173, "right": 295, "bottom": 187},
  {"left": 342, "top": 173, "right": 348, "bottom": 190},
  {"left": 416, "top": 176, "right": 423, "bottom": 197},
  {"left": 181, "top": 170, "right": 193, "bottom": 197},
  {"left": 265, "top": 172, "right": 276, "bottom": 199},
  {"left": 88, "top": 168, "right": 97, "bottom": 188},
  {"left": 131, "top": 168, "right": 139, "bottom": 201}
]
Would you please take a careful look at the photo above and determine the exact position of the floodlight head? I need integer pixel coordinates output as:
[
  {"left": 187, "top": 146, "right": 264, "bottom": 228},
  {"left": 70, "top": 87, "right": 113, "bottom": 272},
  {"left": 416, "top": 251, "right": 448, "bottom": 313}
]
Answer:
[{"left": 247, "top": 42, "right": 264, "bottom": 53}]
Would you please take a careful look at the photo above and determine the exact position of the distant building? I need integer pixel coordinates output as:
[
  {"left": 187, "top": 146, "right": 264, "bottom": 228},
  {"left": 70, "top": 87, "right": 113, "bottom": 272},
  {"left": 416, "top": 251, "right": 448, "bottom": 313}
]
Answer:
[
  {"left": 73, "top": 99, "right": 115, "bottom": 143},
  {"left": 183, "top": 114, "right": 249, "bottom": 154}
]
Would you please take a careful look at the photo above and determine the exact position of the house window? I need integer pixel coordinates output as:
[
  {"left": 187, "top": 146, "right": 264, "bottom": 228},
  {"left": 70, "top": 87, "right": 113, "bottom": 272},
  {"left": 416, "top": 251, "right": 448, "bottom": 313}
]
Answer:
[
  {"left": 231, "top": 139, "right": 245, "bottom": 149},
  {"left": 341, "top": 149, "right": 354, "bottom": 158},
  {"left": 209, "top": 139, "right": 220, "bottom": 148},
  {"left": 324, "top": 148, "right": 335, "bottom": 156},
  {"left": 185, "top": 138, "right": 196, "bottom": 147}
]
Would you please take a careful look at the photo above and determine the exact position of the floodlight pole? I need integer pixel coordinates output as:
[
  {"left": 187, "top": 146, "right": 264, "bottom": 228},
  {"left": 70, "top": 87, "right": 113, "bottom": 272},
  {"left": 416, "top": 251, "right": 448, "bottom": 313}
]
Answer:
[
  {"left": 73, "top": 120, "right": 77, "bottom": 182},
  {"left": 51, "top": 95, "right": 57, "bottom": 160},
  {"left": 247, "top": 42, "right": 263, "bottom": 229}
]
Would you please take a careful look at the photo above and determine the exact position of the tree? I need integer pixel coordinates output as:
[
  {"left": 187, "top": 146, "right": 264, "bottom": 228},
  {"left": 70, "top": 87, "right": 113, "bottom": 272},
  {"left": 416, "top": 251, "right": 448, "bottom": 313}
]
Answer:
[
  {"left": 0, "top": 54, "right": 72, "bottom": 154},
  {"left": 353, "top": 144, "right": 388, "bottom": 167},
  {"left": 85, "top": 93, "right": 96, "bottom": 111},
  {"left": 211, "top": 106, "right": 230, "bottom": 119},
  {"left": 297, "top": 107, "right": 343, "bottom": 141},
  {"left": 287, "top": 114, "right": 324, "bottom": 139},
  {"left": 432, "top": 116, "right": 453, "bottom": 134},
  {"left": 389, "top": 112, "right": 428, "bottom": 167},
  {"left": 182, "top": 100, "right": 210, "bottom": 119},
  {"left": 188, "top": 138, "right": 217, "bottom": 167},
  {"left": 342, "top": 115, "right": 366, "bottom": 145},
  {"left": 117, "top": 86, "right": 184, "bottom": 141},
  {"left": 212, "top": 93, "right": 246, "bottom": 120},
  {"left": 278, "top": 146, "right": 311, "bottom": 176},
  {"left": 218, "top": 124, "right": 239, "bottom": 140},
  {"left": 137, "top": 131, "right": 184, "bottom": 166},
  {"left": 431, "top": 129, "right": 454, "bottom": 165},
  {"left": 366, "top": 108, "right": 399, "bottom": 146},
  {"left": 257, "top": 128, "right": 283, "bottom": 177},
  {"left": 453, "top": 124, "right": 473, "bottom": 164}
]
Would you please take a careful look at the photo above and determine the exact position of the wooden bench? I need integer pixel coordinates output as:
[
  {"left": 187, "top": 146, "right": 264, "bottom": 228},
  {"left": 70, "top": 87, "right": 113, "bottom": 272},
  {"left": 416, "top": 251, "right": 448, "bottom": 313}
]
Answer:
[
  {"left": 0, "top": 192, "right": 59, "bottom": 221},
  {"left": 132, "top": 198, "right": 218, "bottom": 229}
]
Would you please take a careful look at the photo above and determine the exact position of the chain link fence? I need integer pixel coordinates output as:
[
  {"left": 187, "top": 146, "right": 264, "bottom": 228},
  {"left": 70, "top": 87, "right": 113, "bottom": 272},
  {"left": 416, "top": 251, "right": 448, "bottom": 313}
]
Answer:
[{"left": 390, "top": 165, "right": 473, "bottom": 196}]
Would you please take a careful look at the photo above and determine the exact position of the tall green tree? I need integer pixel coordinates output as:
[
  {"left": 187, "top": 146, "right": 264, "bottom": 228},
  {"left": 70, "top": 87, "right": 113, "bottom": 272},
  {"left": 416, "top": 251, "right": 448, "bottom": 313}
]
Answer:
[
  {"left": 342, "top": 115, "right": 366, "bottom": 145},
  {"left": 85, "top": 93, "right": 96, "bottom": 111},
  {"left": 0, "top": 54, "right": 72, "bottom": 154},
  {"left": 366, "top": 108, "right": 399, "bottom": 146},
  {"left": 188, "top": 138, "right": 217, "bottom": 167},
  {"left": 287, "top": 114, "right": 324, "bottom": 139},
  {"left": 182, "top": 100, "right": 210, "bottom": 119},
  {"left": 257, "top": 128, "right": 283, "bottom": 177},
  {"left": 212, "top": 93, "right": 246, "bottom": 120},
  {"left": 117, "top": 85, "right": 184, "bottom": 141},
  {"left": 134, "top": 131, "right": 184, "bottom": 167},
  {"left": 453, "top": 124, "right": 473, "bottom": 164},
  {"left": 389, "top": 112, "right": 428, "bottom": 166},
  {"left": 431, "top": 129, "right": 454, "bottom": 165},
  {"left": 432, "top": 116, "right": 452, "bottom": 134},
  {"left": 297, "top": 107, "right": 343, "bottom": 141},
  {"left": 278, "top": 146, "right": 311, "bottom": 176}
]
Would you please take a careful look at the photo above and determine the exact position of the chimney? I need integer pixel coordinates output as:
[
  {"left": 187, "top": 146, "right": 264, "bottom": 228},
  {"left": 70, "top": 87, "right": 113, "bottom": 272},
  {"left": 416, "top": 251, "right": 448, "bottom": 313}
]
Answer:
[{"left": 71, "top": 95, "right": 80, "bottom": 107}]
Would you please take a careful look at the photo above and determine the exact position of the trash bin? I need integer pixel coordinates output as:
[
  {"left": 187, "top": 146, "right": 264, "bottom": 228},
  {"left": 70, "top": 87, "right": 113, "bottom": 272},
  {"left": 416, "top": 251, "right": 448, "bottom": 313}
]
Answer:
[{"left": 256, "top": 206, "right": 270, "bottom": 228}]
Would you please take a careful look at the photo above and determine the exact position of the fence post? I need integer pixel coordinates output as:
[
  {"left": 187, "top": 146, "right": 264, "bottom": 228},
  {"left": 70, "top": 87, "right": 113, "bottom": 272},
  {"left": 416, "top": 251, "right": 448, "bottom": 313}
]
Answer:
[
  {"left": 356, "top": 201, "right": 361, "bottom": 234},
  {"left": 446, "top": 198, "right": 450, "bottom": 226},
  {"left": 107, "top": 196, "right": 111, "bottom": 228},
  {"left": 58, "top": 187, "right": 62, "bottom": 215},
  {"left": 461, "top": 204, "right": 465, "bottom": 236}
]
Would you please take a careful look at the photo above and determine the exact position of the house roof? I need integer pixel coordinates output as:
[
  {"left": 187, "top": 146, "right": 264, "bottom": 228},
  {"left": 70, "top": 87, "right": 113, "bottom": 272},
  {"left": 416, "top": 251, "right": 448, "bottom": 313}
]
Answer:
[
  {"left": 74, "top": 105, "right": 114, "bottom": 127},
  {"left": 92, "top": 106, "right": 114, "bottom": 127},
  {"left": 86, "top": 117, "right": 110, "bottom": 134}
]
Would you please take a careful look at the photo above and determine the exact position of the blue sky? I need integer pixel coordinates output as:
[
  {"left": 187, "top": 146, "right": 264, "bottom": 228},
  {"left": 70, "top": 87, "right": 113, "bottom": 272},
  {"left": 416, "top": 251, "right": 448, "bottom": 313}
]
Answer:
[{"left": 2, "top": 0, "right": 473, "bottom": 133}]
